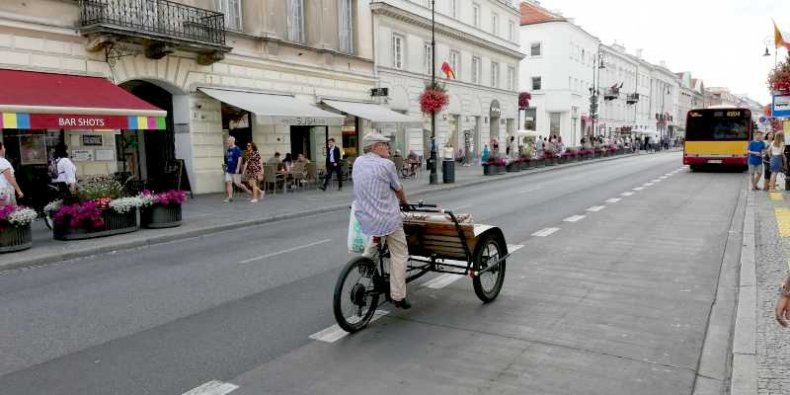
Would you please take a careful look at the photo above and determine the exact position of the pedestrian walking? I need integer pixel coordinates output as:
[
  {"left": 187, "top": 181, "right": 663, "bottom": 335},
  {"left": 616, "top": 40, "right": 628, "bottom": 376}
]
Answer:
[
  {"left": 777, "top": 274, "right": 790, "bottom": 327},
  {"left": 768, "top": 132, "right": 786, "bottom": 192},
  {"left": 320, "top": 138, "right": 342, "bottom": 191},
  {"left": 223, "top": 136, "right": 244, "bottom": 202},
  {"left": 243, "top": 142, "right": 263, "bottom": 203},
  {"left": 747, "top": 130, "right": 767, "bottom": 190},
  {"left": 50, "top": 145, "right": 77, "bottom": 196},
  {"left": 480, "top": 144, "right": 490, "bottom": 164},
  {"left": 0, "top": 141, "right": 23, "bottom": 205}
]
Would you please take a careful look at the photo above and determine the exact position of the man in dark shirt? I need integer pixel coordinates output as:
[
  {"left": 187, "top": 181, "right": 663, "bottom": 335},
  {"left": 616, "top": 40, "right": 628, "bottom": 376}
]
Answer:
[{"left": 320, "top": 138, "right": 342, "bottom": 191}]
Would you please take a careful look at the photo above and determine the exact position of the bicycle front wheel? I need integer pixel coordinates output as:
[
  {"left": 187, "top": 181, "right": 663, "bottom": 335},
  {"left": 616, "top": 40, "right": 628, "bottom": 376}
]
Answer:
[{"left": 333, "top": 257, "right": 381, "bottom": 333}]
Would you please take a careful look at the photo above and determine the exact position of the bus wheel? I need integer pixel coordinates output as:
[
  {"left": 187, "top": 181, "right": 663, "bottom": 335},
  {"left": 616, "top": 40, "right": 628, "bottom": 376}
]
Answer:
[{"left": 689, "top": 165, "right": 699, "bottom": 172}]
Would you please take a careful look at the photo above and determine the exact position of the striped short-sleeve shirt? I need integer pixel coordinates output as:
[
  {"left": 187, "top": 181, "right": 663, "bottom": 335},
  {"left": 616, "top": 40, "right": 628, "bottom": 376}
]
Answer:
[{"left": 352, "top": 153, "right": 402, "bottom": 237}]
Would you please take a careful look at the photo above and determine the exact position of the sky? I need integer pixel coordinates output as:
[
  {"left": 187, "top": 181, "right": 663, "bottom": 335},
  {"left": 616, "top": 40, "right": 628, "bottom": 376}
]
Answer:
[{"left": 534, "top": 0, "right": 790, "bottom": 105}]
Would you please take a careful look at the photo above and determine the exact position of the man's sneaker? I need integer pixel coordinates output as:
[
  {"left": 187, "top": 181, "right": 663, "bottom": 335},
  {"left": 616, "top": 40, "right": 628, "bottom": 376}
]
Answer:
[
  {"left": 392, "top": 298, "right": 412, "bottom": 310},
  {"left": 223, "top": 198, "right": 232, "bottom": 203}
]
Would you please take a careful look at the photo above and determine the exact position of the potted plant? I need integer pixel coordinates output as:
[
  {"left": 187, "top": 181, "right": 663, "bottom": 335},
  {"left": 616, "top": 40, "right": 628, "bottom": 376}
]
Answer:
[
  {"left": 542, "top": 150, "right": 557, "bottom": 166},
  {"left": 562, "top": 148, "right": 577, "bottom": 163},
  {"left": 0, "top": 205, "right": 37, "bottom": 253},
  {"left": 506, "top": 158, "right": 520, "bottom": 172},
  {"left": 50, "top": 176, "right": 140, "bottom": 240},
  {"left": 139, "top": 189, "right": 187, "bottom": 228},
  {"left": 492, "top": 158, "right": 507, "bottom": 174}
]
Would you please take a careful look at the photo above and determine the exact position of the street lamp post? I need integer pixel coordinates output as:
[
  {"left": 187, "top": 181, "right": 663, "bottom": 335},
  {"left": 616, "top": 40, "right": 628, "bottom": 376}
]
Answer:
[
  {"left": 589, "top": 51, "right": 605, "bottom": 139},
  {"left": 429, "top": 0, "right": 438, "bottom": 185}
]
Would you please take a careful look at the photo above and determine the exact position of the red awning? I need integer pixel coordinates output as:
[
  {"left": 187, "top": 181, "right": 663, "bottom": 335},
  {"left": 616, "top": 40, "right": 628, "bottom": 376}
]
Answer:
[{"left": 0, "top": 68, "right": 166, "bottom": 130}]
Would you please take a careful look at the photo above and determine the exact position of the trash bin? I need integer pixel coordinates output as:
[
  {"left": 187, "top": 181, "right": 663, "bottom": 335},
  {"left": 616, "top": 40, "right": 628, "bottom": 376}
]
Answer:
[{"left": 442, "top": 159, "right": 455, "bottom": 183}]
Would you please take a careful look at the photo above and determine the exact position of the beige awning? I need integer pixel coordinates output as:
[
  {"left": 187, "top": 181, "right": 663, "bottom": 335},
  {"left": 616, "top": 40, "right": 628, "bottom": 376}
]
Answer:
[
  {"left": 199, "top": 88, "right": 345, "bottom": 126},
  {"left": 323, "top": 100, "right": 422, "bottom": 126}
]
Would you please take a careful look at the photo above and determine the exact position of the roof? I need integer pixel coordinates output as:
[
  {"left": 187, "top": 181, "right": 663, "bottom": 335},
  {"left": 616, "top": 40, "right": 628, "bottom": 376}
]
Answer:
[{"left": 520, "top": 1, "right": 565, "bottom": 25}]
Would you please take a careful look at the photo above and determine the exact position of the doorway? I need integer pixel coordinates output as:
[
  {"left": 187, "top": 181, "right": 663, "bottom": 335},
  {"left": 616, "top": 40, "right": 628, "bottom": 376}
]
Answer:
[{"left": 290, "top": 126, "right": 313, "bottom": 160}]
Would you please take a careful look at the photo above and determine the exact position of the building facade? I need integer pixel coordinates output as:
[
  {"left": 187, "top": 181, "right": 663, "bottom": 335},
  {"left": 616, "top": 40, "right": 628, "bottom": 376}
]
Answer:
[
  {"left": 518, "top": 1, "right": 599, "bottom": 145},
  {"left": 0, "top": 0, "right": 382, "bottom": 194},
  {"left": 372, "top": 0, "right": 523, "bottom": 160}
]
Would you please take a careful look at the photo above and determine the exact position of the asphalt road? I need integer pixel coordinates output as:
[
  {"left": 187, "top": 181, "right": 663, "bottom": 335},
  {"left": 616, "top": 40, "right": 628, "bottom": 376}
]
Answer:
[{"left": 0, "top": 151, "right": 744, "bottom": 394}]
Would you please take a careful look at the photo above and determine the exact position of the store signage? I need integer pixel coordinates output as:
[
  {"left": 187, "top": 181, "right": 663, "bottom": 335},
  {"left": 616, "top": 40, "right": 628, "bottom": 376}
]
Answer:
[
  {"left": 82, "top": 134, "right": 103, "bottom": 146},
  {"left": 370, "top": 88, "right": 389, "bottom": 97},
  {"left": 0, "top": 112, "right": 166, "bottom": 130},
  {"left": 279, "top": 116, "right": 343, "bottom": 126},
  {"left": 772, "top": 95, "right": 790, "bottom": 118}
]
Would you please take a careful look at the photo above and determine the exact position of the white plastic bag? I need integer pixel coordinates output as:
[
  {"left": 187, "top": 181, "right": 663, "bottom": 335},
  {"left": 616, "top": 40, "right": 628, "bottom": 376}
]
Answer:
[
  {"left": 347, "top": 202, "right": 368, "bottom": 253},
  {"left": 778, "top": 172, "right": 787, "bottom": 190}
]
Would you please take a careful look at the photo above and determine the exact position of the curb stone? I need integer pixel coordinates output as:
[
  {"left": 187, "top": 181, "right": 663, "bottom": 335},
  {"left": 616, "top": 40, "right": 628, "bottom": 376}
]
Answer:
[
  {"left": 0, "top": 152, "right": 654, "bottom": 272},
  {"left": 731, "top": 192, "right": 757, "bottom": 394}
]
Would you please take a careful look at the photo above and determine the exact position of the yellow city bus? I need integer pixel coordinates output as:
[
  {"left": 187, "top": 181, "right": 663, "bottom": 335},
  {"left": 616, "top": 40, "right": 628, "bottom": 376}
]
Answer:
[{"left": 684, "top": 107, "right": 752, "bottom": 171}]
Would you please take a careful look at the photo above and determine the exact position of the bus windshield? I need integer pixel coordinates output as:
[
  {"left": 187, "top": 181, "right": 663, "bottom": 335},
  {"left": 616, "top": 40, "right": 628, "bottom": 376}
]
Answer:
[{"left": 685, "top": 109, "right": 751, "bottom": 141}]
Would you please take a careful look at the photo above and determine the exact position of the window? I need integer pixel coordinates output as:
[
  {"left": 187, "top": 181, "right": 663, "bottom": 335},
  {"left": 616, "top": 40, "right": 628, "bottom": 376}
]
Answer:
[
  {"left": 530, "top": 42, "right": 541, "bottom": 56},
  {"left": 214, "top": 0, "right": 242, "bottom": 31},
  {"left": 423, "top": 42, "right": 433, "bottom": 75},
  {"left": 338, "top": 0, "right": 353, "bottom": 54},
  {"left": 472, "top": 3, "right": 480, "bottom": 27},
  {"left": 508, "top": 20, "right": 515, "bottom": 41},
  {"left": 472, "top": 56, "right": 481, "bottom": 84},
  {"left": 450, "top": 50, "right": 460, "bottom": 79},
  {"left": 507, "top": 66, "right": 515, "bottom": 90},
  {"left": 491, "top": 61, "right": 499, "bottom": 88},
  {"left": 532, "top": 76, "right": 541, "bottom": 91},
  {"left": 491, "top": 13, "right": 498, "bottom": 36},
  {"left": 549, "top": 112, "right": 561, "bottom": 135},
  {"left": 524, "top": 108, "right": 536, "bottom": 130},
  {"left": 287, "top": 0, "right": 304, "bottom": 43},
  {"left": 450, "top": 0, "right": 458, "bottom": 18},
  {"left": 392, "top": 34, "right": 404, "bottom": 69}
]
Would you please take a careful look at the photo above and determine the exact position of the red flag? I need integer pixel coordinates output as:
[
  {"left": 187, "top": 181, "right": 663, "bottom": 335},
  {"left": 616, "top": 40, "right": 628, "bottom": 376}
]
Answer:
[{"left": 441, "top": 61, "right": 456, "bottom": 79}]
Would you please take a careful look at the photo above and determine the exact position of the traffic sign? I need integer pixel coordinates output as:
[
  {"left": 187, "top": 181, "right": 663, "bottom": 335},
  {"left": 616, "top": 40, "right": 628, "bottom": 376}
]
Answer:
[{"left": 772, "top": 94, "right": 790, "bottom": 118}]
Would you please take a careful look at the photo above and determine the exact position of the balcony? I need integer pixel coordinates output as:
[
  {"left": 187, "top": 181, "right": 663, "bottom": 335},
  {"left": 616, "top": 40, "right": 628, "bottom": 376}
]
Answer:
[
  {"left": 604, "top": 87, "right": 620, "bottom": 101},
  {"left": 626, "top": 93, "right": 639, "bottom": 105},
  {"left": 79, "top": 0, "right": 231, "bottom": 65}
]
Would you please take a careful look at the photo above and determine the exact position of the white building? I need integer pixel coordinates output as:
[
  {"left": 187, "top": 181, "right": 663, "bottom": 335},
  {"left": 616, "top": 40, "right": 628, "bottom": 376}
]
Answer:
[
  {"left": 372, "top": 0, "right": 523, "bottom": 160},
  {"left": 650, "top": 63, "right": 680, "bottom": 140},
  {"left": 675, "top": 72, "right": 705, "bottom": 136},
  {"left": 517, "top": 1, "right": 599, "bottom": 145}
]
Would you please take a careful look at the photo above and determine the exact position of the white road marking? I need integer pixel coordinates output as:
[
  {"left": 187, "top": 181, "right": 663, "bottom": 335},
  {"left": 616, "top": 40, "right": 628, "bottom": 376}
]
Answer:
[
  {"left": 517, "top": 186, "right": 542, "bottom": 195},
  {"left": 453, "top": 203, "right": 472, "bottom": 211},
  {"left": 563, "top": 215, "right": 586, "bottom": 223},
  {"left": 651, "top": 179, "right": 661, "bottom": 183},
  {"left": 240, "top": 239, "right": 332, "bottom": 264},
  {"left": 659, "top": 176, "right": 668, "bottom": 180},
  {"left": 606, "top": 198, "right": 621, "bottom": 203},
  {"left": 310, "top": 310, "right": 389, "bottom": 342},
  {"left": 182, "top": 380, "right": 239, "bottom": 395},
  {"left": 586, "top": 206, "right": 606, "bottom": 212},
  {"left": 621, "top": 192, "right": 634, "bottom": 196},
  {"left": 508, "top": 244, "right": 524, "bottom": 253},
  {"left": 664, "top": 173, "right": 673, "bottom": 176},
  {"left": 423, "top": 273, "right": 463, "bottom": 289},
  {"left": 633, "top": 187, "right": 645, "bottom": 191},
  {"left": 644, "top": 182, "right": 654, "bottom": 186},
  {"left": 532, "top": 227, "right": 560, "bottom": 237}
]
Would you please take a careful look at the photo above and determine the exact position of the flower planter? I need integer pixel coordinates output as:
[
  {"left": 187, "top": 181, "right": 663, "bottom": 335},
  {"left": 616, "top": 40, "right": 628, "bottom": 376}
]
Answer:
[
  {"left": 141, "top": 205, "right": 183, "bottom": 228},
  {"left": 494, "top": 165, "right": 506, "bottom": 175},
  {"left": 483, "top": 164, "right": 493, "bottom": 176},
  {"left": 0, "top": 224, "right": 32, "bottom": 253},
  {"left": 54, "top": 209, "right": 138, "bottom": 241},
  {"left": 521, "top": 160, "right": 531, "bottom": 170},
  {"left": 506, "top": 162, "right": 520, "bottom": 172}
]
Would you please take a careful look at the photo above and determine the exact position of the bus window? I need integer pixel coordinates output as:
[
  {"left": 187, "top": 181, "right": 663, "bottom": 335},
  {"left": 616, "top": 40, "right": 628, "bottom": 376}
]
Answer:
[{"left": 686, "top": 110, "right": 750, "bottom": 141}]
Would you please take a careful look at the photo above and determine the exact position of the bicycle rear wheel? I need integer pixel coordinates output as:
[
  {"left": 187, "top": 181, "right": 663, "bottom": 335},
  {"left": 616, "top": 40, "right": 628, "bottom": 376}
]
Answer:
[{"left": 333, "top": 257, "right": 381, "bottom": 333}]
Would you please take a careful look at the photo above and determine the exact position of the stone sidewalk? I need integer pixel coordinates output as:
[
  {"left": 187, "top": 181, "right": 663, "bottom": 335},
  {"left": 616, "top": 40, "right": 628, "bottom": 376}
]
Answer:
[
  {"left": 0, "top": 153, "right": 644, "bottom": 271},
  {"left": 741, "top": 188, "right": 790, "bottom": 394}
]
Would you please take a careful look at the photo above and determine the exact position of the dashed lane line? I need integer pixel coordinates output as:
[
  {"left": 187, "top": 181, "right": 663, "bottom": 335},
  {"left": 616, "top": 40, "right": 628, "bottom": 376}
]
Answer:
[
  {"left": 621, "top": 192, "right": 635, "bottom": 197},
  {"left": 423, "top": 273, "right": 463, "bottom": 289},
  {"left": 651, "top": 179, "right": 661, "bottom": 183},
  {"left": 644, "top": 182, "right": 654, "bottom": 186},
  {"left": 310, "top": 310, "right": 390, "bottom": 343},
  {"left": 182, "top": 380, "right": 239, "bottom": 395},
  {"left": 606, "top": 198, "right": 621, "bottom": 203},
  {"left": 586, "top": 206, "right": 606, "bottom": 212},
  {"left": 239, "top": 239, "right": 332, "bottom": 264},
  {"left": 532, "top": 227, "right": 560, "bottom": 237},
  {"left": 633, "top": 187, "right": 645, "bottom": 191},
  {"left": 563, "top": 215, "right": 586, "bottom": 223}
]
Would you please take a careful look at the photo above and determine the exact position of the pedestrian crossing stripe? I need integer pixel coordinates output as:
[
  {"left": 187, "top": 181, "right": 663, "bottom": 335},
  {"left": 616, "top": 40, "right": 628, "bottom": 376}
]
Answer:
[
  {"left": 770, "top": 193, "right": 784, "bottom": 202},
  {"left": 774, "top": 208, "right": 790, "bottom": 237}
]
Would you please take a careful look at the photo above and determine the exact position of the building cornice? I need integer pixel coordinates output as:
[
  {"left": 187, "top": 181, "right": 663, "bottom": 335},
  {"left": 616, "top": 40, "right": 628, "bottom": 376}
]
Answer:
[
  {"left": 379, "top": 67, "right": 518, "bottom": 96},
  {"left": 371, "top": 2, "right": 525, "bottom": 60}
]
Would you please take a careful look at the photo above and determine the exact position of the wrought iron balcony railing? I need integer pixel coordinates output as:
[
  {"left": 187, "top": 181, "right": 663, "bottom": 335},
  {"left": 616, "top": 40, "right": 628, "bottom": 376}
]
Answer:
[
  {"left": 79, "top": 0, "right": 226, "bottom": 48},
  {"left": 626, "top": 93, "right": 639, "bottom": 104}
]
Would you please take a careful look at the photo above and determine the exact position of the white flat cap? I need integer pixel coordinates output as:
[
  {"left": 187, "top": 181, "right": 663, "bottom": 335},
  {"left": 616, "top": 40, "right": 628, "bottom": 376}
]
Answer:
[{"left": 362, "top": 132, "right": 390, "bottom": 148}]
